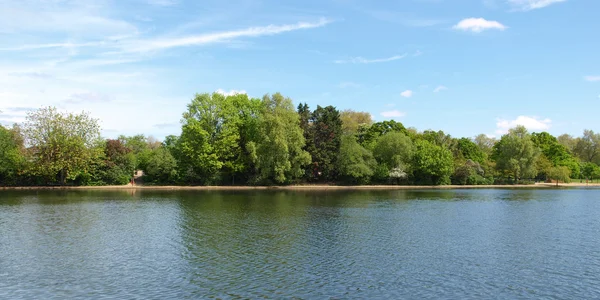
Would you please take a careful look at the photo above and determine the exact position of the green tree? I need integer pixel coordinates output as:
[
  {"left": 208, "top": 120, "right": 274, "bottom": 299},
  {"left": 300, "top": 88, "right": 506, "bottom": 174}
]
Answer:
[
  {"left": 372, "top": 131, "right": 414, "bottom": 175},
  {"left": 340, "top": 110, "right": 373, "bottom": 134},
  {"left": 557, "top": 134, "right": 577, "bottom": 153},
  {"left": 412, "top": 139, "right": 454, "bottom": 185},
  {"left": 532, "top": 132, "right": 580, "bottom": 178},
  {"left": 492, "top": 126, "right": 540, "bottom": 183},
  {"left": 474, "top": 134, "right": 496, "bottom": 156},
  {"left": 305, "top": 105, "right": 343, "bottom": 181},
  {"left": 336, "top": 135, "right": 376, "bottom": 184},
  {"left": 357, "top": 120, "right": 408, "bottom": 149},
  {"left": 0, "top": 125, "right": 25, "bottom": 185},
  {"left": 574, "top": 130, "right": 600, "bottom": 164},
  {"left": 456, "top": 137, "right": 486, "bottom": 165},
  {"left": 255, "top": 93, "right": 311, "bottom": 184},
  {"left": 177, "top": 92, "right": 260, "bottom": 184},
  {"left": 23, "top": 107, "right": 101, "bottom": 185},
  {"left": 581, "top": 162, "right": 600, "bottom": 183},
  {"left": 548, "top": 166, "right": 571, "bottom": 186},
  {"left": 143, "top": 146, "right": 178, "bottom": 184}
]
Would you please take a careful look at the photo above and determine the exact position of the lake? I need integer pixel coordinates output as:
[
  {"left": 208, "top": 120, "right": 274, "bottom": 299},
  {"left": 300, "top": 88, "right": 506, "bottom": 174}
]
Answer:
[{"left": 1, "top": 189, "right": 599, "bottom": 299}]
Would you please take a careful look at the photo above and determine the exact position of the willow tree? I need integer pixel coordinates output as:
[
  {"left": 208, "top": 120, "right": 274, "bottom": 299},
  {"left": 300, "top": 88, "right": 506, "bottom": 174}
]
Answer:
[
  {"left": 255, "top": 93, "right": 311, "bottom": 184},
  {"left": 23, "top": 107, "right": 101, "bottom": 185}
]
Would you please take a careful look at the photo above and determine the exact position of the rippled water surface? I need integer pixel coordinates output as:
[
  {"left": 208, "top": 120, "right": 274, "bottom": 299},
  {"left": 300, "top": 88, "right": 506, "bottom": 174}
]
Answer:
[{"left": 1, "top": 189, "right": 600, "bottom": 299}]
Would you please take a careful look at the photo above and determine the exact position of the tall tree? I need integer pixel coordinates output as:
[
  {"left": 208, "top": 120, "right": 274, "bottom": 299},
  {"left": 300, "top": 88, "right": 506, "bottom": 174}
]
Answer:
[
  {"left": 340, "top": 110, "right": 373, "bottom": 134},
  {"left": 372, "top": 131, "right": 414, "bottom": 173},
  {"left": 532, "top": 132, "right": 580, "bottom": 178},
  {"left": 357, "top": 120, "right": 408, "bottom": 149},
  {"left": 336, "top": 135, "right": 376, "bottom": 184},
  {"left": 411, "top": 139, "right": 454, "bottom": 185},
  {"left": 492, "top": 126, "right": 540, "bottom": 183},
  {"left": 474, "top": 134, "right": 496, "bottom": 156},
  {"left": 255, "top": 93, "right": 311, "bottom": 184},
  {"left": 22, "top": 107, "right": 101, "bottom": 185},
  {"left": 0, "top": 125, "right": 25, "bottom": 185},
  {"left": 574, "top": 130, "right": 600, "bottom": 164},
  {"left": 306, "top": 105, "right": 343, "bottom": 181}
]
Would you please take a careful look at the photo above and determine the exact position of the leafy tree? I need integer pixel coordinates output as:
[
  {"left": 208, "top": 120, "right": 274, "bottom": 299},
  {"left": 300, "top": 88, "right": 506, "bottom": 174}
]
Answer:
[
  {"left": 22, "top": 107, "right": 101, "bottom": 185},
  {"left": 357, "top": 120, "right": 407, "bottom": 149},
  {"left": 372, "top": 131, "right": 414, "bottom": 174},
  {"left": 177, "top": 93, "right": 260, "bottom": 184},
  {"left": 0, "top": 125, "right": 25, "bottom": 185},
  {"left": 255, "top": 93, "right": 311, "bottom": 184},
  {"left": 412, "top": 139, "right": 454, "bottom": 185},
  {"left": 492, "top": 126, "right": 540, "bottom": 183},
  {"left": 456, "top": 137, "right": 486, "bottom": 165},
  {"left": 574, "top": 130, "right": 600, "bottom": 164},
  {"left": 452, "top": 160, "right": 489, "bottom": 185},
  {"left": 420, "top": 130, "right": 456, "bottom": 150},
  {"left": 336, "top": 135, "right": 376, "bottom": 184},
  {"left": 557, "top": 134, "right": 577, "bottom": 153},
  {"left": 340, "top": 110, "right": 373, "bottom": 134},
  {"left": 305, "top": 105, "right": 343, "bottom": 181},
  {"left": 102, "top": 139, "right": 135, "bottom": 185},
  {"left": 535, "top": 154, "right": 553, "bottom": 181},
  {"left": 581, "top": 162, "right": 600, "bottom": 183},
  {"left": 548, "top": 166, "right": 571, "bottom": 186},
  {"left": 143, "top": 146, "right": 178, "bottom": 184},
  {"left": 532, "top": 132, "right": 580, "bottom": 178},
  {"left": 474, "top": 134, "right": 496, "bottom": 156}
]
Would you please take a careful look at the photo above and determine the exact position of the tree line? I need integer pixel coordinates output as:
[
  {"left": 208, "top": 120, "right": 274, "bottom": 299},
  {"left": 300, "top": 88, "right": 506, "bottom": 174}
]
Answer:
[{"left": 1, "top": 92, "right": 599, "bottom": 186}]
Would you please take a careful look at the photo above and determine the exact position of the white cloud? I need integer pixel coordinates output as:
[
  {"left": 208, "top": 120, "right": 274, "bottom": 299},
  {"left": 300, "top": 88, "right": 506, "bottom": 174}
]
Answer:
[
  {"left": 453, "top": 18, "right": 507, "bottom": 33},
  {"left": 507, "top": 0, "right": 567, "bottom": 11},
  {"left": 125, "top": 18, "right": 332, "bottom": 53},
  {"left": 496, "top": 115, "right": 551, "bottom": 134},
  {"left": 215, "top": 89, "right": 247, "bottom": 96},
  {"left": 401, "top": 90, "right": 413, "bottom": 98},
  {"left": 381, "top": 110, "right": 406, "bottom": 118},
  {"left": 334, "top": 54, "right": 407, "bottom": 64},
  {"left": 433, "top": 85, "right": 448, "bottom": 93},
  {"left": 584, "top": 76, "right": 600, "bottom": 82}
]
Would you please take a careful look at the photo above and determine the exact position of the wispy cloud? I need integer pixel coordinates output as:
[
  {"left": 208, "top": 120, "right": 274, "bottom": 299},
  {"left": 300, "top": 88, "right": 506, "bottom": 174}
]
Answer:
[
  {"left": 381, "top": 110, "right": 406, "bottom": 118},
  {"left": 334, "top": 54, "right": 407, "bottom": 64},
  {"left": 496, "top": 115, "right": 551, "bottom": 134},
  {"left": 453, "top": 18, "right": 507, "bottom": 33},
  {"left": 125, "top": 18, "right": 332, "bottom": 53},
  {"left": 584, "top": 76, "right": 600, "bottom": 82},
  {"left": 507, "top": 0, "right": 567, "bottom": 11},
  {"left": 215, "top": 89, "right": 247, "bottom": 96},
  {"left": 401, "top": 90, "right": 413, "bottom": 98},
  {"left": 65, "top": 92, "right": 113, "bottom": 104},
  {"left": 433, "top": 85, "right": 448, "bottom": 93}
]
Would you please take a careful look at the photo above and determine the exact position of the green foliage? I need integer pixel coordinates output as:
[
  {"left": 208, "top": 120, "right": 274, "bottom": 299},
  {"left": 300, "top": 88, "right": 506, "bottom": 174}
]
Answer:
[
  {"left": 474, "top": 134, "right": 496, "bottom": 155},
  {"left": 255, "top": 93, "right": 311, "bottom": 184},
  {"left": 143, "top": 146, "right": 178, "bottom": 184},
  {"left": 456, "top": 138, "right": 486, "bottom": 165},
  {"left": 532, "top": 131, "right": 580, "bottom": 178},
  {"left": 303, "top": 105, "right": 343, "bottom": 181},
  {"left": 492, "top": 126, "right": 540, "bottom": 183},
  {"left": 574, "top": 130, "right": 600, "bottom": 164},
  {"left": 0, "top": 125, "right": 25, "bottom": 185},
  {"left": 340, "top": 110, "right": 372, "bottom": 134},
  {"left": 581, "top": 162, "right": 600, "bottom": 181},
  {"left": 23, "top": 107, "right": 101, "bottom": 185},
  {"left": 548, "top": 166, "right": 571, "bottom": 185},
  {"left": 412, "top": 139, "right": 454, "bottom": 185},
  {"left": 357, "top": 120, "right": 407, "bottom": 149},
  {"left": 336, "top": 135, "right": 376, "bottom": 184},
  {"left": 372, "top": 131, "right": 414, "bottom": 173},
  {"left": 452, "top": 160, "right": 490, "bottom": 185}
]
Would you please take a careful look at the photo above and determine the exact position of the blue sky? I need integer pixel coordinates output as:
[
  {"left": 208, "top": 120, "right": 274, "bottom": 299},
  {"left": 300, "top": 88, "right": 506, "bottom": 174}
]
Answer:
[{"left": 0, "top": 0, "right": 598, "bottom": 139}]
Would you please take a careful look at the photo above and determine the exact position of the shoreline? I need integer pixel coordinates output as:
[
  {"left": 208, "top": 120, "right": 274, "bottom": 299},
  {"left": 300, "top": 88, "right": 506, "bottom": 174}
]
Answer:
[{"left": 2, "top": 183, "right": 599, "bottom": 191}]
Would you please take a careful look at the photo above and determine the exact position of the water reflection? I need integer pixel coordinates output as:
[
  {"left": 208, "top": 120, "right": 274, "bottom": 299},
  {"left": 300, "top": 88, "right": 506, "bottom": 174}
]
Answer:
[{"left": 1, "top": 189, "right": 599, "bottom": 298}]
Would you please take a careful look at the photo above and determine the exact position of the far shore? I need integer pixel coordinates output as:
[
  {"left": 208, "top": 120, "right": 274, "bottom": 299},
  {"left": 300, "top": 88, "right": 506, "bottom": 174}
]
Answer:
[{"left": 2, "top": 182, "right": 599, "bottom": 191}]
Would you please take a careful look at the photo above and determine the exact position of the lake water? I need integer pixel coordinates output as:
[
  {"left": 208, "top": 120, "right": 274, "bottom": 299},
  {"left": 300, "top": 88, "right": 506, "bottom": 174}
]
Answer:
[{"left": 1, "top": 189, "right": 599, "bottom": 299}]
